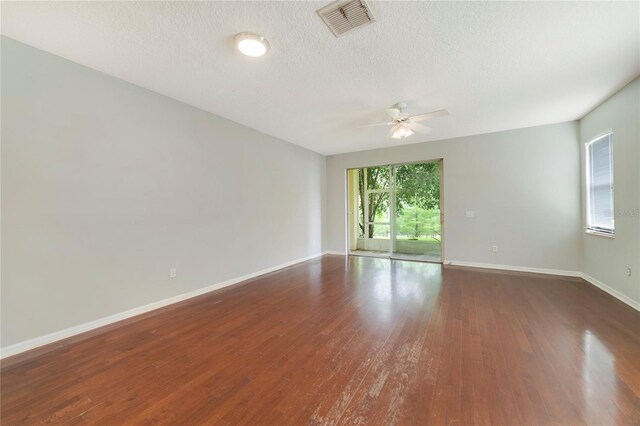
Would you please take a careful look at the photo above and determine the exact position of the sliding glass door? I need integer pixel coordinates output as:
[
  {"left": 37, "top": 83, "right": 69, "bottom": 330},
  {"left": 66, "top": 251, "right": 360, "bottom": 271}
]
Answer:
[{"left": 347, "top": 160, "right": 442, "bottom": 262}]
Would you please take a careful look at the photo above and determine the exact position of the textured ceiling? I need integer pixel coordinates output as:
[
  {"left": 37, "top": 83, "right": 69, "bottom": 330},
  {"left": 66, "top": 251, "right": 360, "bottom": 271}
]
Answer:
[{"left": 2, "top": 1, "right": 639, "bottom": 155}]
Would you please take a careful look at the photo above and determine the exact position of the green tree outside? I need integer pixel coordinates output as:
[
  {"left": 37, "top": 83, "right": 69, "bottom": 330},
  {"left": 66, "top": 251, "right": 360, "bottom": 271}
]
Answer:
[
  {"left": 358, "top": 162, "right": 440, "bottom": 239},
  {"left": 395, "top": 206, "right": 441, "bottom": 240}
]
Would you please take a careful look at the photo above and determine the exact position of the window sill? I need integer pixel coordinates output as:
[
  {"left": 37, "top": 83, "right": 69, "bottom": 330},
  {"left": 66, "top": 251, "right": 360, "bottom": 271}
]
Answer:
[{"left": 586, "top": 229, "right": 615, "bottom": 239}]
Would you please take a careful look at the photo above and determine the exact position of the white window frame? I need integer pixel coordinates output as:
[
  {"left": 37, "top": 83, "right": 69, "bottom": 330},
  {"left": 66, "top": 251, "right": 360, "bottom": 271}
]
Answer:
[{"left": 585, "top": 131, "right": 615, "bottom": 238}]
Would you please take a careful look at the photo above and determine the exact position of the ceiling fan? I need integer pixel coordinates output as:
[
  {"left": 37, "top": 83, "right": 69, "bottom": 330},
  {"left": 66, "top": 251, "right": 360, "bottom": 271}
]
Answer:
[{"left": 363, "top": 102, "right": 449, "bottom": 139}]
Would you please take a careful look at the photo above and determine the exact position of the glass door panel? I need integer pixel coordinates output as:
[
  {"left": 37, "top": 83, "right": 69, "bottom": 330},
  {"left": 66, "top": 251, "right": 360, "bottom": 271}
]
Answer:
[
  {"left": 361, "top": 166, "right": 391, "bottom": 255},
  {"left": 391, "top": 161, "right": 442, "bottom": 262},
  {"left": 364, "top": 190, "right": 391, "bottom": 254}
]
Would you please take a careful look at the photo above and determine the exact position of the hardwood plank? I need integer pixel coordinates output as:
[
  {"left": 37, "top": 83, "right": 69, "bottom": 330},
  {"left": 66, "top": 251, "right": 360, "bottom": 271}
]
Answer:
[{"left": 1, "top": 255, "right": 639, "bottom": 425}]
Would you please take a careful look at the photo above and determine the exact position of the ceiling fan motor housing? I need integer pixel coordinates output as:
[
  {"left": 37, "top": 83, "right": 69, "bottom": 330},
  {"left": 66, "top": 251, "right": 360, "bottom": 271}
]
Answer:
[{"left": 393, "top": 102, "right": 407, "bottom": 112}]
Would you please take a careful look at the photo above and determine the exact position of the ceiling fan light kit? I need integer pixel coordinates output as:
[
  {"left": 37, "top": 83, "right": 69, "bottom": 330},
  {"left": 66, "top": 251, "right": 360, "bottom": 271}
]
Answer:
[{"left": 391, "top": 124, "right": 414, "bottom": 139}]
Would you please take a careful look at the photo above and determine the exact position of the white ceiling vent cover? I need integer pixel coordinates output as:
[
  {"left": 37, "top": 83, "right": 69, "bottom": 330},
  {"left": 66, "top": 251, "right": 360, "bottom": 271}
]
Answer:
[{"left": 317, "top": 0, "right": 376, "bottom": 37}]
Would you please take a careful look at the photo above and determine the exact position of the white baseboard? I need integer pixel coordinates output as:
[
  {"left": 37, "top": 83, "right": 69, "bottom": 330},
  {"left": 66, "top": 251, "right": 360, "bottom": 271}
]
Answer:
[
  {"left": 443, "top": 260, "right": 583, "bottom": 277},
  {"left": 444, "top": 259, "right": 639, "bottom": 312},
  {"left": 581, "top": 273, "right": 640, "bottom": 312},
  {"left": 0, "top": 252, "right": 325, "bottom": 359},
  {"left": 324, "top": 250, "right": 346, "bottom": 256}
]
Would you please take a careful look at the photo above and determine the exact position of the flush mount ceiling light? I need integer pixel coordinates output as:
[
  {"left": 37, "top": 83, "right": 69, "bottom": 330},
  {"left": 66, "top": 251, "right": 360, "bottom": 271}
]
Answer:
[{"left": 235, "top": 32, "right": 270, "bottom": 57}]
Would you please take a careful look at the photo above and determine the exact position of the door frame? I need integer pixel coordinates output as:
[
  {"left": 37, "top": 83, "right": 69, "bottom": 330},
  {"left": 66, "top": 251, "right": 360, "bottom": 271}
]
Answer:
[{"left": 345, "top": 158, "right": 444, "bottom": 263}]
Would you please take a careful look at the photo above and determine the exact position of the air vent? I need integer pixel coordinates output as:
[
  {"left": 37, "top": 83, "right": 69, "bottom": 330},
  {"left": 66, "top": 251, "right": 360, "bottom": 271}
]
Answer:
[{"left": 317, "top": 0, "right": 376, "bottom": 38}]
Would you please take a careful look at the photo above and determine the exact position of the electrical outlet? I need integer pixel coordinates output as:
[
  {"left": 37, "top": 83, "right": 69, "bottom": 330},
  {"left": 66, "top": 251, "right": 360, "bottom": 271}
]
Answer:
[
  {"left": 627, "top": 268, "right": 632, "bottom": 277},
  {"left": 492, "top": 244, "right": 499, "bottom": 253},
  {"left": 466, "top": 211, "right": 474, "bottom": 218},
  {"left": 170, "top": 268, "right": 177, "bottom": 278}
]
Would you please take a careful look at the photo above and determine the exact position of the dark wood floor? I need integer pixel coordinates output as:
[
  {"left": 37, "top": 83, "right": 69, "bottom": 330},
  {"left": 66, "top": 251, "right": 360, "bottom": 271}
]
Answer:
[{"left": 2, "top": 255, "right": 639, "bottom": 425}]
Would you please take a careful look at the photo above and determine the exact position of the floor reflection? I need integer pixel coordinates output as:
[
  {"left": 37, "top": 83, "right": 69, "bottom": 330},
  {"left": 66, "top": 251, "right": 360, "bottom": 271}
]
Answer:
[
  {"left": 348, "top": 255, "right": 443, "bottom": 330},
  {"left": 582, "top": 329, "right": 623, "bottom": 424}
]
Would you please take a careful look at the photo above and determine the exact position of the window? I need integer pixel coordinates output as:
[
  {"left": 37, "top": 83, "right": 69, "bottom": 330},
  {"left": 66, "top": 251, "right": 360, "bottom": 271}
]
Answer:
[{"left": 585, "top": 133, "right": 614, "bottom": 237}]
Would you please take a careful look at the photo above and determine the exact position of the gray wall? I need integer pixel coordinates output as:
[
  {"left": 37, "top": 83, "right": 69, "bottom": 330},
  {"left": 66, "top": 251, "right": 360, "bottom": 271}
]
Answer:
[
  {"left": 326, "top": 122, "right": 583, "bottom": 272},
  {"left": 1, "top": 37, "right": 326, "bottom": 347},
  {"left": 580, "top": 77, "right": 640, "bottom": 304}
]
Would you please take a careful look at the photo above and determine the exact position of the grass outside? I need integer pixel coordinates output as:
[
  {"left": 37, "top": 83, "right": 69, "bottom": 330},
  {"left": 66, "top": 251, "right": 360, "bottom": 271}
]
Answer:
[
  {"left": 395, "top": 236, "right": 440, "bottom": 242},
  {"left": 371, "top": 236, "right": 440, "bottom": 242}
]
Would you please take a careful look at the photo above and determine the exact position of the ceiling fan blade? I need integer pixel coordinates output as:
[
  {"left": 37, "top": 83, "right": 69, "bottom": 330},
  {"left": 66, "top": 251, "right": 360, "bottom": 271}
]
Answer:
[
  {"left": 408, "top": 122, "right": 432, "bottom": 134},
  {"left": 385, "top": 108, "right": 401, "bottom": 120},
  {"left": 408, "top": 109, "right": 449, "bottom": 122},
  {"left": 359, "top": 122, "right": 395, "bottom": 128},
  {"left": 388, "top": 125, "right": 400, "bottom": 139}
]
